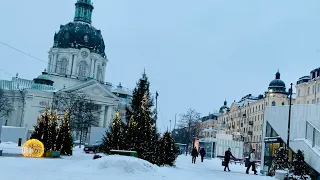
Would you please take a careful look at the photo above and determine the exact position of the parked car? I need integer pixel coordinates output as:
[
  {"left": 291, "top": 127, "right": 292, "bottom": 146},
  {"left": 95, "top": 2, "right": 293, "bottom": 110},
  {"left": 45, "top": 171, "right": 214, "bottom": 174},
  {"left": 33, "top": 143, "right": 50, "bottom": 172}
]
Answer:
[{"left": 83, "top": 141, "right": 103, "bottom": 153}]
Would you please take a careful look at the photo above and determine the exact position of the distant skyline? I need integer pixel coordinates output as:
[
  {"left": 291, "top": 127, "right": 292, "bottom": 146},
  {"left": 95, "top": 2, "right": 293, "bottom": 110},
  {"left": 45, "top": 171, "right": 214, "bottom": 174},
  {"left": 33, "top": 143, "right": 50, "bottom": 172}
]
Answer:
[{"left": 1, "top": 0, "right": 320, "bottom": 132}]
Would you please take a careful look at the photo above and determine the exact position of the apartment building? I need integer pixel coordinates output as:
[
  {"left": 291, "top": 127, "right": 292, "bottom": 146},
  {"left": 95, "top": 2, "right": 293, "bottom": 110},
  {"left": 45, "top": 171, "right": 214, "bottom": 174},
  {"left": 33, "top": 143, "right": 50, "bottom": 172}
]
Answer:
[{"left": 217, "top": 71, "right": 292, "bottom": 158}]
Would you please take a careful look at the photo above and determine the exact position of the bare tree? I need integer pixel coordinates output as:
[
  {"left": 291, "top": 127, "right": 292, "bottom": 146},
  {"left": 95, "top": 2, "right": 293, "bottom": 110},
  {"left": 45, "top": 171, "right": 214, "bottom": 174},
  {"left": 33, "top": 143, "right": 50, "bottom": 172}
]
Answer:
[
  {"left": 179, "top": 109, "right": 201, "bottom": 155},
  {"left": 0, "top": 89, "right": 13, "bottom": 119},
  {"left": 53, "top": 92, "right": 101, "bottom": 147}
]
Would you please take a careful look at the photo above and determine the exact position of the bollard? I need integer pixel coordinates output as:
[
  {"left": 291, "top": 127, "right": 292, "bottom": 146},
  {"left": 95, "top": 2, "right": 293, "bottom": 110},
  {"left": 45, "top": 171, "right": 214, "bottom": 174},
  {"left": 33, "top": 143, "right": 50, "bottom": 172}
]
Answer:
[{"left": 18, "top": 138, "right": 22, "bottom": 147}]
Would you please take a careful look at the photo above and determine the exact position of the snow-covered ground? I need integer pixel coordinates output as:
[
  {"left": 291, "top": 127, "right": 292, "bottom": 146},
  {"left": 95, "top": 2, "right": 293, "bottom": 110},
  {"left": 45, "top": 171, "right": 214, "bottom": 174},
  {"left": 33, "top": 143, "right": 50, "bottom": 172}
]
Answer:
[{"left": 0, "top": 142, "right": 274, "bottom": 180}]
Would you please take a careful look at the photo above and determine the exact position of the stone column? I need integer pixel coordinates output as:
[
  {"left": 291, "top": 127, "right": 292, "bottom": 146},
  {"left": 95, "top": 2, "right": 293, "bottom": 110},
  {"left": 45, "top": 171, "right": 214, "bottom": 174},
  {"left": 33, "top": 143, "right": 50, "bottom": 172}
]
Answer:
[
  {"left": 72, "top": 55, "right": 78, "bottom": 77},
  {"left": 90, "top": 58, "right": 95, "bottom": 78},
  {"left": 99, "top": 105, "right": 106, "bottom": 127},
  {"left": 103, "top": 106, "right": 108, "bottom": 128},
  {"left": 106, "top": 105, "right": 113, "bottom": 127}
]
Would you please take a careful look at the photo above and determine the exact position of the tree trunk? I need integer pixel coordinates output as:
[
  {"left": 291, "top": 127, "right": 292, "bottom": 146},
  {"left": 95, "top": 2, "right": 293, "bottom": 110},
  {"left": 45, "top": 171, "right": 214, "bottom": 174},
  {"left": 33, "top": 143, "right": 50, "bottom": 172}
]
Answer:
[{"left": 79, "top": 127, "right": 83, "bottom": 148}]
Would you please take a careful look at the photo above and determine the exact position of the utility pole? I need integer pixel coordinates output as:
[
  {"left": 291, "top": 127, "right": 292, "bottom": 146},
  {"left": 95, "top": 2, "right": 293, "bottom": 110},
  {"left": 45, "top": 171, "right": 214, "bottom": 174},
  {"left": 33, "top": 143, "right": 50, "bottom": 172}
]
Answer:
[
  {"left": 174, "top": 113, "right": 177, "bottom": 130},
  {"left": 287, "top": 83, "right": 293, "bottom": 155},
  {"left": 155, "top": 91, "right": 159, "bottom": 128}
]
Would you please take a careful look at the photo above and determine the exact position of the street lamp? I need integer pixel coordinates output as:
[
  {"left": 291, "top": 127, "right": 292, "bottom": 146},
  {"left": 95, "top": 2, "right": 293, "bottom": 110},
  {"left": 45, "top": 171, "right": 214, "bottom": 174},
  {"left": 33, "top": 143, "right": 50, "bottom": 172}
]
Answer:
[{"left": 287, "top": 83, "right": 293, "bottom": 154}]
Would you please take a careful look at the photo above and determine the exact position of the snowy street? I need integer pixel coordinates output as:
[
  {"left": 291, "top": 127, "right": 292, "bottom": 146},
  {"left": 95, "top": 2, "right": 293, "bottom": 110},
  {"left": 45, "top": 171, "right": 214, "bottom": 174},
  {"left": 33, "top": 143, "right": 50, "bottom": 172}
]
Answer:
[{"left": 0, "top": 142, "right": 274, "bottom": 180}]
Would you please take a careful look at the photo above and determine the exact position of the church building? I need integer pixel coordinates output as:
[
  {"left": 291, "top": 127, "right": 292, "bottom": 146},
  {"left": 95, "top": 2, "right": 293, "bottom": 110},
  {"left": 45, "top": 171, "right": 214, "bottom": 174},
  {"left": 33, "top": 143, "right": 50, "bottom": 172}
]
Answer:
[{"left": 0, "top": 0, "right": 132, "bottom": 136}]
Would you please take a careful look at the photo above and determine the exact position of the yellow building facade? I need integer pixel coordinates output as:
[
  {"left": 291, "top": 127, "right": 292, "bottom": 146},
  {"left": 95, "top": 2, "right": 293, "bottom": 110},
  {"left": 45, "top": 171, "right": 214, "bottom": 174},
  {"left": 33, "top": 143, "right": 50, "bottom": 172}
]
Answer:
[{"left": 217, "top": 71, "right": 292, "bottom": 159}]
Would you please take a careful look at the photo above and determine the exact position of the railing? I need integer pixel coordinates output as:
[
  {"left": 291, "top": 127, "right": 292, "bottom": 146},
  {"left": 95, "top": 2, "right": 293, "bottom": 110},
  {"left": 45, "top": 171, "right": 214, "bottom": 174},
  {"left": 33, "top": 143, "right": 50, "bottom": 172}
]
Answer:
[{"left": 305, "top": 121, "right": 320, "bottom": 151}]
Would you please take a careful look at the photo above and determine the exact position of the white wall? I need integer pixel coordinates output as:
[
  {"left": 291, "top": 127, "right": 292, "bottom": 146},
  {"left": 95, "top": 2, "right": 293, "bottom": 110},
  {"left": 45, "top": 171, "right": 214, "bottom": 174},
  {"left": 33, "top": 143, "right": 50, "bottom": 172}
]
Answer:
[
  {"left": 1, "top": 126, "right": 27, "bottom": 144},
  {"left": 87, "top": 127, "right": 108, "bottom": 145},
  {"left": 262, "top": 104, "right": 320, "bottom": 173},
  {"left": 215, "top": 138, "right": 243, "bottom": 158}
]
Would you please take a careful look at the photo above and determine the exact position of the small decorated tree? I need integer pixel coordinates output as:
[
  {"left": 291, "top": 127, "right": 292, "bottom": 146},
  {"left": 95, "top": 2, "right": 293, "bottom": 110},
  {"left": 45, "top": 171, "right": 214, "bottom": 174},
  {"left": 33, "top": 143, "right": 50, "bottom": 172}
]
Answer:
[
  {"left": 48, "top": 110, "right": 59, "bottom": 151},
  {"left": 290, "top": 150, "right": 310, "bottom": 179},
  {"left": 30, "top": 108, "right": 52, "bottom": 153},
  {"left": 157, "top": 132, "right": 178, "bottom": 166},
  {"left": 269, "top": 147, "right": 291, "bottom": 176},
  {"left": 102, "top": 112, "right": 125, "bottom": 152},
  {"left": 58, "top": 109, "right": 73, "bottom": 155},
  {"left": 126, "top": 115, "right": 138, "bottom": 150}
]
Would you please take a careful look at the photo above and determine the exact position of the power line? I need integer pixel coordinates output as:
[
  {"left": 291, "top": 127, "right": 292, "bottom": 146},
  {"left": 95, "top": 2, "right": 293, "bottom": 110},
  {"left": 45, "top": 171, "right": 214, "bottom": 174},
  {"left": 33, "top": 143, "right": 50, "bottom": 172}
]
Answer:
[
  {"left": 0, "top": 68, "right": 14, "bottom": 77},
  {"left": 0, "top": 40, "right": 73, "bottom": 76},
  {"left": 0, "top": 41, "right": 47, "bottom": 64}
]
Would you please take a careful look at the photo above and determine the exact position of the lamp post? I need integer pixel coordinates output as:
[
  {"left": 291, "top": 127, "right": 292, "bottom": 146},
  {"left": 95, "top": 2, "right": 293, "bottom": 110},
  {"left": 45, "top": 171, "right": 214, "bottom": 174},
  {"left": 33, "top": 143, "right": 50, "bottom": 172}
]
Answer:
[
  {"left": 155, "top": 91, "right": 159, "bottom": 128},
  {"left": 287, "top": 83, "right": 293, "bottom": 152}
]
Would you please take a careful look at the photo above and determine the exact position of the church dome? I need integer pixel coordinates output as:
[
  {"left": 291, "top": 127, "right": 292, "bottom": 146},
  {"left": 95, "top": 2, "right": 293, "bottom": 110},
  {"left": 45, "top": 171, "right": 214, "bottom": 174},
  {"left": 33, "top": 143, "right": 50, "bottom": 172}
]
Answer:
[
  {"left": 33, "top": 71, "right": 53, "bottom": 86},
  {"left": 52, "top": 0, "right": 106, "bottom": 57},
  {"left": 268, "top": 71, "right": 286, "bottom": 93},
  {"left": 219, "top": 100, "right": 230, "bottom": 113},
  {"left": 53, "top": 22, "right": 105, "bottom": 57}
]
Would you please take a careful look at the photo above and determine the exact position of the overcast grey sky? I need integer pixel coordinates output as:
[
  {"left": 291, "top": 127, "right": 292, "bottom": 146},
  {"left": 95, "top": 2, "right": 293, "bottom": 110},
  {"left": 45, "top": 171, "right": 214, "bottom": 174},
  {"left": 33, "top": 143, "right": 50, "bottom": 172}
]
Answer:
[{"left": 1, "top": 0, "right": 320, "bottom": 132}]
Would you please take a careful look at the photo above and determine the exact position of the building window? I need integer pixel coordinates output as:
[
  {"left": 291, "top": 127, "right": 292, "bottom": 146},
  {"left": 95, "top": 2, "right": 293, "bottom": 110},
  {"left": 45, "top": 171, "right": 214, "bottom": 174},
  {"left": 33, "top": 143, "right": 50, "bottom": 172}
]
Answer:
[
  {"left": 262, "top": 104, "right": 264, "bottom": 109},
  {"left": 312, "top": 99, "right": 315, "bottom": 104},
  {"left": 313, "top": 85, "right": 315, "bottom": 94},
  {"left": 56, "top": 58, "right": 68, "bottom": 75},
  {"left": 78, "top": 61, "right": 88, "bottom": 77},
  {"left": 308, "top": 87, "right": 310, "bottom": 95},
  {"left": 282, "top": 102, "right": 285, "bottom": 105},
  {"left": 97, "top": 65, "right": 103, "bottom": 81},
  {"left": 317, "top": 98, "right": 319, "bottom": 104},
  {"left": 258, "top": 115, "right": 259, "bottom": 121},
  {"left": 298, "top": 89, "right": 300, "bottom": 97},
  {"left": 307, "top": 101, "right": 309, "bottom": 104},
  {"left": 272, "top": 101, "right": 276, "bottom": 106}
]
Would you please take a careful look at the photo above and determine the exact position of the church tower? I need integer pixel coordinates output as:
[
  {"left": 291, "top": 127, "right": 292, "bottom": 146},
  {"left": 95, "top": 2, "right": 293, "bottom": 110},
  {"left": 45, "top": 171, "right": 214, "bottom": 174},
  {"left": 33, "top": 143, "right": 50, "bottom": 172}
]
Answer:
[{"left": 47, "top": 0, "right": 107, "bottom": 90}]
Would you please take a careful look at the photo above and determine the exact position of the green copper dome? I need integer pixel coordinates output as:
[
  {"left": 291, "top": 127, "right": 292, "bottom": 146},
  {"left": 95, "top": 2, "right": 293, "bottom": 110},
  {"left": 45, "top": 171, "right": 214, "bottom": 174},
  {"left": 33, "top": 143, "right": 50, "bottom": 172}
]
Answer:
[
  {"left": 33, "top": 71, "right": 54, "bottom": 86},
  {"left": 52, "top": 0, "right": 106, "bottom": 57}
]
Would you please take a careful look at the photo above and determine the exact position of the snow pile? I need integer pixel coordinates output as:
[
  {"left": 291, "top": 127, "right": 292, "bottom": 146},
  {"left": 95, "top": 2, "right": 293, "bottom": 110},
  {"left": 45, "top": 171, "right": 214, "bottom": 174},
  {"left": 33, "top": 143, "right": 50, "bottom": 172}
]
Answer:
[
  {"left": 0, "top": 141, "right": 22, "bottom": 154},
  {"left": 98, "top": 155, "right": 158, "bottom": 173},
  {"left": 61, "top": 154, "right": 158, "bottom": 175}
]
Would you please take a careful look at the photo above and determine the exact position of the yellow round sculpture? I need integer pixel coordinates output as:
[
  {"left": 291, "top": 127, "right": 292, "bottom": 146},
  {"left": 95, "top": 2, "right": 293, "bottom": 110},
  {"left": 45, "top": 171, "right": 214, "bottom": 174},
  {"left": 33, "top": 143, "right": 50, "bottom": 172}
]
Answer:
[{"left": 22, "top": 139, "right": 44, "bottom": 158}]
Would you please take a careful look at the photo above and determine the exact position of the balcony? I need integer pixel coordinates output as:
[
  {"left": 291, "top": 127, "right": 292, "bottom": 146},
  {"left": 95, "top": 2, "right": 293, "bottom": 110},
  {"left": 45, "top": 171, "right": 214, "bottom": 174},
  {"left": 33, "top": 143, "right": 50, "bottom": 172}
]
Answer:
[
  {"left": 248, "top": 131, "right": 253, "bottom": 135},
  {"left": 249, "top": 121, "right": 253, "bottom": 126}
]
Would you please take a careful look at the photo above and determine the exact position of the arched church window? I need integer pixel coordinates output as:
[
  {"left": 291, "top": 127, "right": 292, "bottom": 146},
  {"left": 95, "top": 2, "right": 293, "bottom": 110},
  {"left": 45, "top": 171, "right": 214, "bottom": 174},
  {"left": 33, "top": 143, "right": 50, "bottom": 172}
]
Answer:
[
  {"left": 272, "top": 101, "right": 276, "bottom": 106},
  {"left": 97, "top": 65, "right": 103, "bottom": 81},
  {"left": 79, "top": 61, "right": 88, "bottom": 77},
  {"left": 56, "top": 58, "right": 68, "bottom": 75}
]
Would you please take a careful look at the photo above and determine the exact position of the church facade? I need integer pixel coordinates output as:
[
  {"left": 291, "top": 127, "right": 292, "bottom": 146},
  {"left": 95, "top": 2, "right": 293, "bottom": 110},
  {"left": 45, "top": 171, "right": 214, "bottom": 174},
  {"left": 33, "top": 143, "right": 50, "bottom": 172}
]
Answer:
[{"left": 0, "top": 0, "right": 132, "bottom": 135}]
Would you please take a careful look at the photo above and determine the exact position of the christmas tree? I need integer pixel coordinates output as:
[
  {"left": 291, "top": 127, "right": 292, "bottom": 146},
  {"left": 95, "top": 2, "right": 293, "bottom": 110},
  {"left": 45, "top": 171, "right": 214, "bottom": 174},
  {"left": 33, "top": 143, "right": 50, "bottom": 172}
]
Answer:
[
  {"left": 48, "top": 110, "right": 59, "bottom": 151},
  {"left": 30, "top": 108, "right": 52, "bottom": 153},
  {"left": 102, "top": 111, "right": 125, "bottom": 151},
  {"left": 291, "top": 150, "right": 310, "bottom": 179},
  {"left": 157, "top": 132, "right": 178, "bottom": 166},
  {"left": 126, "top": 115, "right": 138, "bottom": 149},
  {"left": 58, "top": 109, "right": 73, "bottom": 155},
  {"left": 124, "top": 71, "right": 158, "bottom": 164},
  {"left": 269, "top": 147, "right": 291, "bottom": 176}
]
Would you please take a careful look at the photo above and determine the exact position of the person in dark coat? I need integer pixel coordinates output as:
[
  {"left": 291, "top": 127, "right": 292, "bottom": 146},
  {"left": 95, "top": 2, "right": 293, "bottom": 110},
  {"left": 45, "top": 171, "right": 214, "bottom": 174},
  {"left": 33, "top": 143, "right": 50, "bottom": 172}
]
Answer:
[
  {"left": 199, "top": 147, "right": 206, "bottom": 162},
  {"left": 224, "top": 148, "right": 235, "bottom": 171},
  {"left": 191, "top": 147, "right": 198, "bottom": 164}
]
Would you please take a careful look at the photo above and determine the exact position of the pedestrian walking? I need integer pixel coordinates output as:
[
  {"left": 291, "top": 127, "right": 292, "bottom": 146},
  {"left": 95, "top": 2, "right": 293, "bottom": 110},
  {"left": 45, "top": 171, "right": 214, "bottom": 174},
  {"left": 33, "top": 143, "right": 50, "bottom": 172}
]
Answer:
[
  {"left": 246, "top": 149, "right": 257, "bottom": 175},
  {"left": 199, "top": 147, "right": 206, "bottom": 162},
  {"left": 191, "top": 147, "right": 198, "bottom": 164},
  {"left": 223, "top": 148, "right": 235, "bottom": 171}
]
